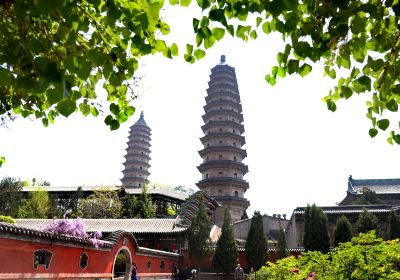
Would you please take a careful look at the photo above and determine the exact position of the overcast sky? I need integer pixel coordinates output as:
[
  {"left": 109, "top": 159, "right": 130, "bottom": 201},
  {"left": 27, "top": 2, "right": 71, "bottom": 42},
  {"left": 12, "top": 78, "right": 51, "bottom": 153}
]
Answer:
[{"left": 1, "top": 5, "right": 400, "bottom": 217}]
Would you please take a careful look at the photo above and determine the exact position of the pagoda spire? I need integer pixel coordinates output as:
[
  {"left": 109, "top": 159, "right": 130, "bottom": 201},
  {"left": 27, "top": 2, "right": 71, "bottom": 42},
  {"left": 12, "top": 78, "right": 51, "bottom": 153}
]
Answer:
[
  {"left": 121, "top": 111, "right": 151, "bottom": 188},
  {"left": 197, "top": 56, "right": 250, "bottom": 225}
]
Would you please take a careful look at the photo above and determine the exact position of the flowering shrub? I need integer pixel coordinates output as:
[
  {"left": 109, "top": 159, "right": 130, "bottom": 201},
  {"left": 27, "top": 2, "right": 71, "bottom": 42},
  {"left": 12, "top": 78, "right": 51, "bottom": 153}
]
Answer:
[
  {"left": 249, "top": 232, "right": 400, "bottom": 280},
  {"left": 43, "top": 212, "right": 103, "bottom": 247}
]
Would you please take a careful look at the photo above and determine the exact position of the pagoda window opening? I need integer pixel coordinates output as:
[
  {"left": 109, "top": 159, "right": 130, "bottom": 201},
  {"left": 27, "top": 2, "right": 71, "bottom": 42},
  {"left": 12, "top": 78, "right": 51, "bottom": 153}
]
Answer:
[
  {"left": 206, "top": 174, "right": 209, "bottom": 178},
  {"left": 233, "top": 142, "right": 236, "bottom": 147},
  {"left": 139, "top": 183, "right": 141, "bottom": 187},
  {"left": 219, "top": 190, "right": 222, "bottom": 195},
  {"left": 207, "top": 143, "right": 210, "bottom": 147},
  {"left": 206, "top": 156, "right": 209, "bottom": 161},
  {"left": 220, "top": 107, "right": 223, "bottom": 109},
  {"left": 219, "top": 172, "right": 223, "bottom": 175},
  {"left": 160, "top": 261, "right": 165, "bottom": 271},
  {"left": 219, "top": 141, "right": 223, "bottom": 144},
  {"left": 79, "top": 253, "right": 89, "bottom": 270},
  {"left": 234, "top": 173, "right": 237, "bottom": 177},
  {"left": 233, "top": 129, "right": 236, "bottom": 134},
  {"left": 235, "top": 191, "right": 239, "bottom": 197},
  {"left": 234, "top": 156, "right": 237, "bottom": 161},
  {"left": 219, "top": 155, "right": 222, "bottom": 159},
  {"left": 219, "top": 117, "right": 222, "bottom": 120},
  {"left": 33, "top": 249, "right": 53, "bottom": 270},
  {"left": 140, "top": 166, "right": 142, "bottom": 170},
  {"left": 219, "top": 128, "right": 223, "bottom": 132}
]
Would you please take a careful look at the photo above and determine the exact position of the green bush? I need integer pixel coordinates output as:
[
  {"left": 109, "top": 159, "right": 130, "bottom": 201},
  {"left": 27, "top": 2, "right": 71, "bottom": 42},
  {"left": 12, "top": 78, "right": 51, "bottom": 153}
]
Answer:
[
  {"left": 0, "top": 215, "right": 16, "bottom": 224},
  {"left": 250, "top": 232, "right": 400, "bottom": 280}
]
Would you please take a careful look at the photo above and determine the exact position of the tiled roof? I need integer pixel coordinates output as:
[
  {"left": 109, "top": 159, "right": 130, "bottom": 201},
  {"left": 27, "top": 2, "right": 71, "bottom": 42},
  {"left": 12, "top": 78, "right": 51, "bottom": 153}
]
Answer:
[
  {"left": 0, "top": 222, "right": 113, "bottom": 248},
  {"left": 176, "top": 191, "right": 220, "bottom": 226},
  {"left": 133, "top": 111, "right": 149, "bottom": 127},
  {"left": 22, "top": 186, "right": 188, "bottom": 202},
  {"left": 294, "top": 205, "right": 396, "bottom": 215},
  {"left": 16, "top": 219, "right": 188, "bottom": 235},
  {"left": 348, "top": 176, "right": 400, "bottom": 194}
]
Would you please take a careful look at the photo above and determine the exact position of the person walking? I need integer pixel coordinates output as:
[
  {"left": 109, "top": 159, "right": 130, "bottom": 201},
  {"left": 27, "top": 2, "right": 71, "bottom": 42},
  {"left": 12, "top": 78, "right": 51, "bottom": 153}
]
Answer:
[
  {"left": 171, "top": 263, "right": 179, "bottom": 280},
  {"left": 234, "top": 263, "right": 244, "bottom": 280},
  {"left": 131, "top": 262, "right": 138, "bottom": 280}
]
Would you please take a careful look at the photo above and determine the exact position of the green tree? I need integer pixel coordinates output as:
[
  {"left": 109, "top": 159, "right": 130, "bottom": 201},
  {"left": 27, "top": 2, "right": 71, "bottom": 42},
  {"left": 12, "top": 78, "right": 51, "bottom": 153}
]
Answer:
[
  {"left": 303, "top": 204, "right": 330, "bottom": 253},
  {"left": 357, "top": 209, "right": 379, "bottom": 234},
  {"left": 48, "top": 193, "right": 62, "bottom": 218},
  {"left": 187, "top": 197, "right": 211, "bottom": 270},
  {"left": 389, "top": 210, "right": 400, "bottom": 240},
  {"left": 333, "top": 215, "right": 353, "bottom": 247},
  {"left": 134, "top": 185, "right": 155, "bottom": 218},
  {"left": 212, "top": 207, "right": 238, "bottom": 275},
  {"left": 0, "top": 215, "right": 16, "bottom": 224},
  {"left": 79, "top": 189, "right": 122, "bottom": 219},
  {"left": 245, "top": 211, "right": 268, "bottom": 271},
  {"left": 120, "top": 191, "right": 138, "bottom": 218},
  {"left": 352, "top": 188, "right": 383, "bottom": 205},
  {"left": 276, "top": 226, "right": 288, "bottom": 259},
  {"left": 0, "top": 177, "right": 23, "bottom": 217},
  {"left": 18, "top": 187, "right": 50, "bottom": 218}
]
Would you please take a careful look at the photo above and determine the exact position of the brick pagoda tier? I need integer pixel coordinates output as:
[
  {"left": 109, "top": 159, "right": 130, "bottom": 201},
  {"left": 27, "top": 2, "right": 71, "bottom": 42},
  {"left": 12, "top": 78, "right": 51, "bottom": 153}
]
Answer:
[
  {"left": 197, "top": 55, "right": 250, "bottom": 225},
  {"left": 121, "top": 111, "right": 151, "bottom": 188}
]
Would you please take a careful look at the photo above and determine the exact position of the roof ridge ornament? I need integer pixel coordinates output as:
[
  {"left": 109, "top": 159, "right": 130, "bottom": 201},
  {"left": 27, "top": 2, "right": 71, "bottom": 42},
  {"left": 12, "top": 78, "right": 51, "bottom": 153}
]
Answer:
[{"left": 220, "top": 55, "right": 226, "bottom": 63}]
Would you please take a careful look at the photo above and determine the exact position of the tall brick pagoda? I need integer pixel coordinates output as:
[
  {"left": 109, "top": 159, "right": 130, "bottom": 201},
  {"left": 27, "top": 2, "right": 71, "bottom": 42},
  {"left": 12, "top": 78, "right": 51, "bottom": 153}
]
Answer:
[
  {"left": 121, "top": 111, "right": 151, "bottom": 188},
  {"left": 197, "top": 55, "right": 250, "bottom": 225}
]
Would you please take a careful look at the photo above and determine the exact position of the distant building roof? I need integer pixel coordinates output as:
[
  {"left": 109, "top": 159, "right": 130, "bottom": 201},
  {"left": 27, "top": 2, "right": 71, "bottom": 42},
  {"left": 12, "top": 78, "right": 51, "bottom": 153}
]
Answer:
[
  {"left": 16, "top": 219, "right": 188, "bottom": 236},
  {"left": 347, "top": 175, "right": 400, "bottom": 194},
  {"left": 293, "top": 204, "right": 396, "bottom": 215},
  {"left": 133, "top": 111, "right": 149, "bottom": 127},
  {"left": 22, "top": 186, "right": 188, "bottom": 203}
]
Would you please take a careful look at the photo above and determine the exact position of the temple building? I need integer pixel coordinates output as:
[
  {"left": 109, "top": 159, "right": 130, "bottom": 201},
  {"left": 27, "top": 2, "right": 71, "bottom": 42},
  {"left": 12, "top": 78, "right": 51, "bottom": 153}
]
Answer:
[
  {"left": 121, "top": 111, "right": 152, "bottom": 189},
  {"left": 197, "top": 55, "right": 250, "bottom": 225}
]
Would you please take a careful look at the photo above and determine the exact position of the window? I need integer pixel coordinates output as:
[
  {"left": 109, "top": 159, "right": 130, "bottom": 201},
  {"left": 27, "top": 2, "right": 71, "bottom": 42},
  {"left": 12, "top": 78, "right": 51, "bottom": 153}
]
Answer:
[
  {"left": 219, "top": 141, "right": 223, "bottom": 144},
  {"left": 139, "top": 183, "right": 141, "bottom": 187},
  {"left": 207, "top": 143, "right": 210, "bottom": 147},
  {"left": 235, "top": 191, "right": 239, "bottom": 197},
  {"left": 141, "top": 152, "right": 143, "bottom": 154},
  {"left": 79, "top": 253, "right": 89, "bottom": 270},
  {"left": 147, "top": 261, "right": 151, "bottom": 269},
  {"left": 220, "top": 107, "right": 222, "bottom": 109},
  {"left": 219, "top": 172, "right": 223, "bottom": 175},
  {"left": 33, "top": 249, "right": 53, "bottom": 270},
  {"left": 234, "top": 156, "right": 237, "bottom": 161},
  {"left": 219, "top": 117, "right": 222, "bottom": 120},
  {"left": 140, "top": 166, "right": 142, "bottom": 170},
  {"left": 219, "top": 155, "right": 222, "bottom": 159},
  {"left": 219, "top": 128, "right": 222, "bottom": 132},
  {"left": 234, "top": 173, "right": 237, "bottom": 178},
  {"left": 206, "top": 156, "right": 209, "bottom": 161},
  {"left": 233, "top": 129, "right": 236, "bottom": 134},
  {"left": 219, "top": 190, "right": 222, "bottom": 195},
  {"left": 206, "top": 174, "right": 209, "bottom": 178},
  {"left": 233, "top": 142, "right": 236, "bottom": 147}
]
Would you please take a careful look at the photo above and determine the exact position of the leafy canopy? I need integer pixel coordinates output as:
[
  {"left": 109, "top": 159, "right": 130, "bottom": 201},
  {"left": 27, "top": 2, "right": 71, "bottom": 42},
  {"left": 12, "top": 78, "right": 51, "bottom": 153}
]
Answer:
[
  {"left": 245, "top": 211, "right": 268, "bottom": 270},
  {"left": 3, "top": 0, "right": 400, "bottom": 145},
  {"left": 303, "top": 204, "right": 330, "bottom": 253},
  {"left": 0, "top": 0, "right": 177, "bottom": 130}
]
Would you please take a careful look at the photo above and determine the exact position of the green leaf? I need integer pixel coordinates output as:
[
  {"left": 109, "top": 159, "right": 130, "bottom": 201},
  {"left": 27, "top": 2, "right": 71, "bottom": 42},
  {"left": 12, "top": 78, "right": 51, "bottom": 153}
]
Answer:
[
  {"left": 351, "top": 15, "right": 367, "bottom": 34},
  {"left": 299, "top": 64, "right": 312, "bottom": 77},
  {"left": 293, "top": 41, "right": 311, "bottom": 58},
  {"left": 204, "top": 36, "right": 216, "bottom": 49},
  {"left": 265, "top": 74, "right": 276, "bottom": 86},
  {"left": 193, "top": 18, "right": 200, "bottom": 32},
  {"left": 124, "top": 106, "right": 135, "bottom": 116},
  {"left": 76, "top": 60, "right": 91, "bottom": 80},
  {"left": 109, "top": 103, "right": 120, "bottom": 116},
  {"left": 186, "top": 44, "right": 194, "bottom": 54},
  {"left": 357, "top": 75, "right": 371, "bottom": 91},
  {"left": 262, "top": 22, "right": 271, "bottom": 34},
  {"left": 386, "top": 99, "right": 398, "bottom": 112},
  {"left": 42, "top": 118, "right": 49, "bottom": 127},
  {"left": 56, "top": 99, "right": 76, "bottom": 117},
  {"left": 170, "top": 43, "right": 179, "bottom": 56},
  {"left": 46, "top": 89, "right": 63, "bottom": 105},
  {"left": 169, "top": 0, "right": 179, "bottom": 5},
  {"left": 369, "top": 128, "right": 378, "bottom": 138},
  {"left": 117, "top": 112, "right": 128, "bottom": 123},
  {"left": 194, "top": 49, "right": 206, "bottom": 60},
  {"left": 44, "top": 62, "right": 62, "bottom": 83},
  {"left": 327, "top": 99, "right": 337, "bottom": 112},
  {"left": 180, "top": 0, "right": 192, "bottom": 7},
  {"left": 0, "top": 157, "right": 5, "bottom": 168},
  {"left": 377, "top": 119, "right": 390, "bottom": 131},
  {"left": 212, "top": 28, "right": 225, "bottom": 41},
  {"left": 250, "top": 30, "right": 257, "bottom": 40},
  {"left": 0, "top": 68, "right": 14, "bottom": 86},
  {"left": 110, "top": 119, "right": 120, "bottom": 130},
  {"left": 79, "top": 103, "right": 91, "bottom": 116},
  {"left": 340, "top": 86, "right": 353, "bottom": 99},
  {"left": 287, "top": 60, "right": 299, "bottom": 74},
  {"left": 256, "top": 17, "right": 262, "bottom": 27},
  {"left": 90, "top": 107, "right": 99, "bottom": 117}
]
